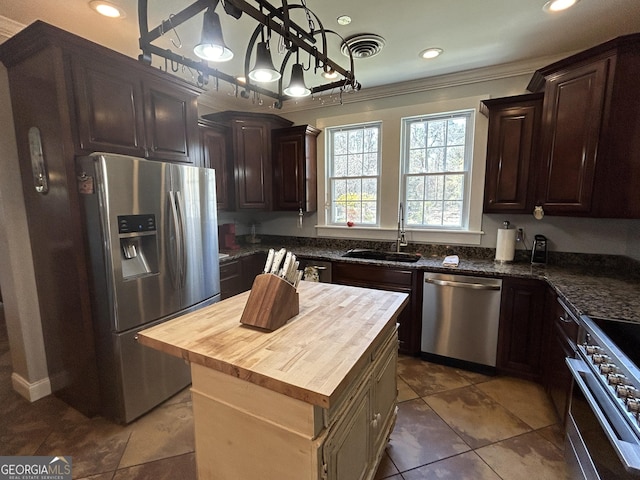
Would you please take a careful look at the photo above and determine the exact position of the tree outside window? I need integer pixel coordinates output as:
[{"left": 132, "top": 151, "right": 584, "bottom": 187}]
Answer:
[
  {"left": 402, "top": 111, "right": 473, "bottom": 228},
  {"left": 327, "top": 123, "right": 381, "bottom": 225}
]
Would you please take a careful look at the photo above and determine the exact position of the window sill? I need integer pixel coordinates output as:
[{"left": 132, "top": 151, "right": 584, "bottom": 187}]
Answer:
[{"left": 315, "top": 225, "right": 484, "bottom": 246}]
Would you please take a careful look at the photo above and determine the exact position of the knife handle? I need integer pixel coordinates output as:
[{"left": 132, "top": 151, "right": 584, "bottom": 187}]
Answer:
[{"left": 263, "top": 248, "right": 275, "bottom": 274}]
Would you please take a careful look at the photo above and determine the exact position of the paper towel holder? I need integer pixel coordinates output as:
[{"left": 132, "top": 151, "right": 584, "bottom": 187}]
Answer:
[{"left": 495, "top": 220, "right": 516, "bottom": 264}]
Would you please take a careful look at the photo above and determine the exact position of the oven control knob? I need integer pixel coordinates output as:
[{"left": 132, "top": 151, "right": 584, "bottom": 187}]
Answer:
[
  {"left": 620, "top": 386, "right": 637, "bottom": 397},
  {"left": 585, "top": 345, "right": 601, "bottom": 355},
  {"left": 608, "top": 373, "right": 626, "bottom": 385},
  {"left": 627, "top": 398, "right": 640, "bottom": 413},
  {"left": 592, "top": 354, "right": 610, "bottom": 364},
  {"left": 600, "top": 363, "right": 618, "bottom": 374},
  {"left": 617, "top": 385, "right": 634, "bottom": 398}
]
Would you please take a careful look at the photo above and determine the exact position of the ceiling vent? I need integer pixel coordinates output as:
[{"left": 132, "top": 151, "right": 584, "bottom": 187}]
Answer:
[{"left": 341, "top": 34, "right": 386, "bottom": 59}]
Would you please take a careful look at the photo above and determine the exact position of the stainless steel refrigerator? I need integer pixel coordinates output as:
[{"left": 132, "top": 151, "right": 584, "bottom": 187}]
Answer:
[{"left": 76, "top": 152, "right": 221, "bottom": 423}]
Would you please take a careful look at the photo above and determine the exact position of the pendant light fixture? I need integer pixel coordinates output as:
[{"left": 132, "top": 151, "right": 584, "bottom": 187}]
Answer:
[
  {"left": 139, "top": 0, "right": 361, "bottom": 108},
  {"left": 284, "top": 62, "right": 311, "bottom": 97},
  {"left": 193, "top": 8, "right": 233, "bottom": 62},
  {"left": 248, "top": 40, "right": 281, "bottom": 83}
]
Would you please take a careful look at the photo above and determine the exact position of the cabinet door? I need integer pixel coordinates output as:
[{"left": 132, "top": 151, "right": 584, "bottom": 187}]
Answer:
[
  {"left": 273, "top": 126, "right": 320, "bottom": 212},
  {"left": 371, "top": 337, "right": 398, "bottom": 451},
  {"left": 143, "top": 79, "right": 199, "bottom": 163},
  {"left": 200, "top": 124, "right": 233, "bottom": 210},
  {"left": 233, "top": 120, "right": 272, "bottom": 210},
  {"left": 72, "top": 59, "right": 147, "bottom": 157},
  {"left": 536, "top": 58, "right": 610, "bottom": 214},
  {"left": 483, "top": 94, "right": 542, "bottom": 213},
  {"left": 323, "top": 380, "right": 371, "bottom": 480},
  {"left": 332, "top": 263, "right": 416, "bottom": 355},
  {"left": 497, "top": 278, "right": 546, "bottom": 381}
]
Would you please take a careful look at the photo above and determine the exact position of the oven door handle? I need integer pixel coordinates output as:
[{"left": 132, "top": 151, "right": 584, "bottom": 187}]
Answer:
[{"left": 567, "top": 357, "right": 640, "bottom": 474}]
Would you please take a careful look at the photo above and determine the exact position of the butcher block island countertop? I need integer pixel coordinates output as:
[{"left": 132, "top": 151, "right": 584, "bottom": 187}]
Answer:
[
  {"left": 138, "top": 280, "right": 408, "bottom": 408},
  {"left": 138, "top": 281, "right": 408, "bottom": 480}
]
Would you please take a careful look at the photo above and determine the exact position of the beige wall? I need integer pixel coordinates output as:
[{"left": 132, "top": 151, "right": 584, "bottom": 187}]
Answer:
[
  {"left": 0, "top": 64, "right": 51, "bottom": 400},
  {"left": 211, "top": 72, "right": 640, "bottom": 260}
]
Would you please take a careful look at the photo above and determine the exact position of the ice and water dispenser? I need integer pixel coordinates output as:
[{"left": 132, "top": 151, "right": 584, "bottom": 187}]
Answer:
[{"left": 118, "top": 214, "right": 159, "bottom": 279}]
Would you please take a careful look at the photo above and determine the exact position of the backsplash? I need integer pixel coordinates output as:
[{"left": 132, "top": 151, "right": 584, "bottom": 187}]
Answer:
[{"left": 241, "top": 234, "right": 640, "bottom": 277}]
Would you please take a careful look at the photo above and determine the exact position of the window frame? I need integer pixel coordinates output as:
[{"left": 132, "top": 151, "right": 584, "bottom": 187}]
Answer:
[
  {"left": 315, "top": 94, "right": 487, "bottom": 246},
  {"left": 326, "top": 121, "right": 383, "bottom": 227},
  {"left": 400, "top": 109, "right": 475, "bottom": 230}
]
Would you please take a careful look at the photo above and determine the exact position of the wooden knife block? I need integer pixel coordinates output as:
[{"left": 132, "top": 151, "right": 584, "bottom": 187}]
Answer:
[{"left": 240, "top": 274, "right": 299, "bottom": 332}]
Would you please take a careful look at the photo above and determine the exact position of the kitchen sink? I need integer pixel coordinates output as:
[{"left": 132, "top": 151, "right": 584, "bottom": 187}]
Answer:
[{"left": 342, "top": 249, "right": 421, "bottom": 263}]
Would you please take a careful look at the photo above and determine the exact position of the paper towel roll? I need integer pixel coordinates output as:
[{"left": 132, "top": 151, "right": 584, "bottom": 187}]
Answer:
[{"left": 495, "top": 228, "right": 516, "bottom": 263}]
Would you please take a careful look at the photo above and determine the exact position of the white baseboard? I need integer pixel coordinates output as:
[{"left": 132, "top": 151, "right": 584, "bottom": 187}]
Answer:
[{"left": 11, "top": 371, "right": 51, "bottom": 402}]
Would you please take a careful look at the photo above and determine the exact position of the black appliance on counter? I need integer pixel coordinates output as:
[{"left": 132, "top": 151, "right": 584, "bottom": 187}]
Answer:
[
  {"left": 531, "top": 234, "right": 548, "bottom": 264},
  {"left": 566, "top": 314, "right": 640, "bottom": 479}
]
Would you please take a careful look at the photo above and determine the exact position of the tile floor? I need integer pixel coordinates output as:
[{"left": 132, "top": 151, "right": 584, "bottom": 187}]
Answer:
[{"left": 0, "top": 305, "right": 571, "bottom": 479}]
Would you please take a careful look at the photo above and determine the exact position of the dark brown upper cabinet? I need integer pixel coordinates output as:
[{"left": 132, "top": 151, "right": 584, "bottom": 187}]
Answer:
[
  {"left": 528, "top": 33, "right": 640, "bottom": 218},
  {"left": 72, "top": 57, "right": 200, "bottom": 164},
  {"left": 142, "top": 78, "right": 200, "bottom": 163},
  {"left": 272, "top": 125, "right": 321, "bottom": 213},
  {"left": 199, "top": 120, "right": 233, "bottom": 210},
  {"left": 72, "top": 60, "right": 147, "bottom": 157},
  {"left": 481, "top": 93, "right": 543, "bottom": 214},
  {"left": 202, "top": 111, "right": 294, "bottom": 211}
]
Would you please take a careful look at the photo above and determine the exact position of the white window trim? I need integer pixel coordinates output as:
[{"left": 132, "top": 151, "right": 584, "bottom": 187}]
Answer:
[
  {"left": 326, "top": 121, "right": 383, "bottom": 226},
  {"left": 315, "top": 94, "right": 489, "bottom": 246},
  {"left": 400, "top": 109, "right": 475, "bottom": 230}
]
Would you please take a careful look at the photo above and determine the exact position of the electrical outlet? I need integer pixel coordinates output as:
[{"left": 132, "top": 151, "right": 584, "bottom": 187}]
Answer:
[{"left": 516, "top": 228, "right": 524, "bottom": 242}]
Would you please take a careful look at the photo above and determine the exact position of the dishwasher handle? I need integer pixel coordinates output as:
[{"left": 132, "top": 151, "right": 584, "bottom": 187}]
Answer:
[{"left": 425, "top": 278, "right": 501, "bottom": 291}]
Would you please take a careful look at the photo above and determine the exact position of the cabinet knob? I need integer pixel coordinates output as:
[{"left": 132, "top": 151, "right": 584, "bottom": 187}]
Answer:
[
  {"left": 533, "top": 205, "right": 544, "bottom": 220},
  {"left": 371, "top": 412, "right": 381, "bottom": 428}
]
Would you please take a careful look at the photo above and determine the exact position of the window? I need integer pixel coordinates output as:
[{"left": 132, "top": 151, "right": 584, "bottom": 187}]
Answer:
[
  {"left": 401, "top": 110, "right": 473, "bottom": 229},
  {"left": 327, "top": 123, "right": 381, "bottom": 225}
]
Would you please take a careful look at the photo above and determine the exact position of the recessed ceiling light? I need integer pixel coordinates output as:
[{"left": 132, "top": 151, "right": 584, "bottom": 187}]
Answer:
[
  {"left": 89, "top": 0, "right": 125, "bottom": 18},
  {"left": 419, "top": 48, "right": 443, "bottom": 59},
  {"left": 543, "top": 0, "right": 579, "bottom": 12},
  {"left": 337, "top": 15, "right": 352, "bottom": 26}
]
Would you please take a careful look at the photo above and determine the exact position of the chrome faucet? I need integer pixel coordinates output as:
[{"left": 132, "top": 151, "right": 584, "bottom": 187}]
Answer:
[{"left": 396, "top": 202, "right": 408, "bottom": 252}]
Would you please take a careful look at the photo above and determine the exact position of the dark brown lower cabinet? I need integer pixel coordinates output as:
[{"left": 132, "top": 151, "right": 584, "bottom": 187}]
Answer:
[
  {"left": 497, "top": 278, "right": 546, "bottom": 381},
  {"left": 219, "top": 252, "right": 267, "bottom": 300},
  {"left": 332, "top": 262, "right": 421, "bottom": 355}
]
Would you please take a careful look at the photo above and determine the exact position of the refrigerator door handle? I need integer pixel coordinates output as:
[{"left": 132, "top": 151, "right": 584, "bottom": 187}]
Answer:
[
  {"left": 174, "top": 190, "right": 187, "bottom": 288},
  {"left": 168, "top": 190, "right": 182, "bottom": 290}
]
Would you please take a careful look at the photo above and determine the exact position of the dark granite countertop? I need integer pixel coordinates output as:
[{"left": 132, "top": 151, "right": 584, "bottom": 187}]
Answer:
[{"left": 220, "top": 243, "right": 640, "bottom": 325}]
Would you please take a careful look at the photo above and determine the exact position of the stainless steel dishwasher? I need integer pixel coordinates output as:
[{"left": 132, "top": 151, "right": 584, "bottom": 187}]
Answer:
[{"left": 421, "top": 272, "right": 502, "bottom": 368}]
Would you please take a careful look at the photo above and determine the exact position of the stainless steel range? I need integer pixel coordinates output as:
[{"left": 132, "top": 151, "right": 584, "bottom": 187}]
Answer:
[{"left": 566, "top": 314, "right": 640, "bottom": 479}]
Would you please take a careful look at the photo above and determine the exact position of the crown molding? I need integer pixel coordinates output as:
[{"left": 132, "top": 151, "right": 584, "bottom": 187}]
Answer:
[
  {"left": 0, "top": 15, "right": 25, "bottom": 42},
  {"left": 198, "top": 52, "right": 570, "bottom": 115}
]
